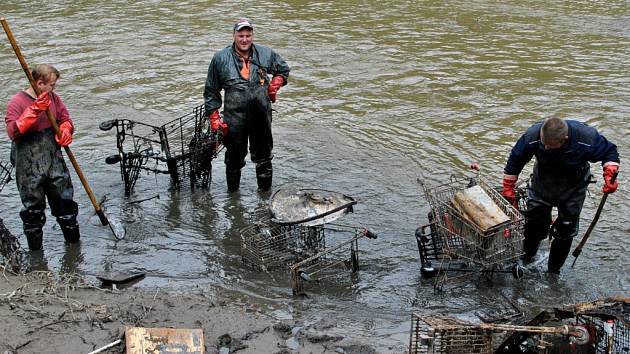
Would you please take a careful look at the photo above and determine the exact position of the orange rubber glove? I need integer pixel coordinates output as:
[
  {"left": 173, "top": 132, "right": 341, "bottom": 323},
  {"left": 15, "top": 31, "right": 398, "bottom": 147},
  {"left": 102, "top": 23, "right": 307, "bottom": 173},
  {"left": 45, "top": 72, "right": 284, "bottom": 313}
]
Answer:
[
  {"left": 502, "top": 174, "right": 518, "bottom": 207},
  {"left": 55, "top": 121, "right": 73, "bottom": 147},
  {"left": 267, "top": 76, "right": 285, "bottom": 103},
  {"left": 16, "top": 91, "right": 51, "bottom": 134},
  {"left": 209, "top": 111, "right": 228, "bottom": 137},
  {"left": 602, "top": 163, "right": 619, "bottom": 194}
]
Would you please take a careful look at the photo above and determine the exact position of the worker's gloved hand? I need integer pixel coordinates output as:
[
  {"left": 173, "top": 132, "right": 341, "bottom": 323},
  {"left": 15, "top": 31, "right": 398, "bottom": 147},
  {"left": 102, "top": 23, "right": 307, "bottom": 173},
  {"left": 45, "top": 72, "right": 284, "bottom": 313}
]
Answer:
[
  {"left": 55, "top": 121, "right": 73, "bottom": 147},
  {"left": 502, "top": 174, "right": 518, "bottom": 207},
  {"left": 208, "top": 111, "right": 228, "bottom": 137},
  {"left": 267, "top": 76, "right": 285, "bottom": 103},
  {"left": 16, "top": 91, "right": 50, "bottom": 134},
  {"left": 602, "top": 162, "right": 619, "bottom": 194}
]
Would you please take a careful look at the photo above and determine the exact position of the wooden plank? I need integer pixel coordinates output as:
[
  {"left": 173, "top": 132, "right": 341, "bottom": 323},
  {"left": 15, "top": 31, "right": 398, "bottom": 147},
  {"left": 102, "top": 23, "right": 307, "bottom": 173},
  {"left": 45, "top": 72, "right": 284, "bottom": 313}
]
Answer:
[
  {"left": 452, "top": 185, "right": 510, "bottom": 232},
  {"left": 125, "top": 327, "right": 204, "bottom": 354}
]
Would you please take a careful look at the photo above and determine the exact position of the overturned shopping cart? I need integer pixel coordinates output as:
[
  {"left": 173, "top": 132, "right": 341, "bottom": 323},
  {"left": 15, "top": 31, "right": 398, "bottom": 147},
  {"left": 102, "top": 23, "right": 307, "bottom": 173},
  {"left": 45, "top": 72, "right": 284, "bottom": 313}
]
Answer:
[
  {"left": 408, "top": 305, "right": 626, "bottom": 354},
  {"left": 99, "top": 104, "right": 223, "bottom": 195},
  {"left": 240, "top": 187, "right": 377, "bottom": 296},
  {"left": 415, "top": 175, "right": 525, "bottom": 290}
]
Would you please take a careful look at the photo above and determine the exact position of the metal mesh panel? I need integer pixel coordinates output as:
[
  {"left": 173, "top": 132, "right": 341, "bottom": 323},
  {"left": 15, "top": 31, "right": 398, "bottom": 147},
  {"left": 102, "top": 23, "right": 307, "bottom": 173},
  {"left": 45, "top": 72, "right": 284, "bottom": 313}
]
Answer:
[
  {"left": 0, "top": 159, "right": 12, "bottom": 193},
  {"left": 240, "top": 208, "right": 326, "bottom": 272},
  {"left": 290, "top": 224, "right": 371, "bottom": 295},
  {"left": 576, "top": 302, "right": 630, "bottom": 354},
  {"left": 420, "top": 176, "right": 524, "bottom": 267},
  {"left": 409, "top": 314, "right": 492, "bottom": 354}
]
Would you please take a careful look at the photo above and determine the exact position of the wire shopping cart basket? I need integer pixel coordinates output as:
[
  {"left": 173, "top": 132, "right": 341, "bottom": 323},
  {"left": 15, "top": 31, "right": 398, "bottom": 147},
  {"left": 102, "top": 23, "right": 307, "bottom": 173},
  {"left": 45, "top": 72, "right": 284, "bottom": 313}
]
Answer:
[
  {"left": 416, "top": 175, "right": 525, "bottom": 289},
  {"left": 409, "top": 312, "right": 599, "bottom": 354},
  {"left": 99, "top": 104, "right": 223, "bottom": 195},
  {"left": 495, "top": 297, "right": 629, "bottom": 354},
  {"left": 0, "top": 159, "right": 12, "bottom": 193},
  {"left": 240, "top": 187, "right": 377, "bottom": 295}
]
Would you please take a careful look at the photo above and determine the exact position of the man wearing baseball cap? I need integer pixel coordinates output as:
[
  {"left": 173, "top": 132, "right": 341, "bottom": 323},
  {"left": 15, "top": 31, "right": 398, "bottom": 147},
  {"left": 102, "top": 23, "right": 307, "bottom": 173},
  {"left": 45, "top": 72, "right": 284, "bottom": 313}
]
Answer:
[{"left": 204, "top": 18, "right": 290, "bottom": 193}]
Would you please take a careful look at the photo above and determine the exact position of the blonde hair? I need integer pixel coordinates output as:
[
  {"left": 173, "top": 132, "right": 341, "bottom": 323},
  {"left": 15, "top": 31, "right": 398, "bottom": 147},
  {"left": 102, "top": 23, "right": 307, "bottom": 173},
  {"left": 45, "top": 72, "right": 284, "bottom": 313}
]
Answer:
[{"left": 32, "top": 64, "right": 60, "bottom": 84}]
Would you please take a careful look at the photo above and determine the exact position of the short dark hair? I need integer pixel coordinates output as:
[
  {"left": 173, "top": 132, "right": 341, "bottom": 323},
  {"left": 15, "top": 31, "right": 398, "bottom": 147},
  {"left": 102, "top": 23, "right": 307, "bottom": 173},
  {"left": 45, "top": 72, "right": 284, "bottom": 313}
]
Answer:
[
  {"left": 32, "top": 64, "right": 60, "bottom": 84},
  {"left": 541, "top": 118, "right": 568, "bottom": 145}
]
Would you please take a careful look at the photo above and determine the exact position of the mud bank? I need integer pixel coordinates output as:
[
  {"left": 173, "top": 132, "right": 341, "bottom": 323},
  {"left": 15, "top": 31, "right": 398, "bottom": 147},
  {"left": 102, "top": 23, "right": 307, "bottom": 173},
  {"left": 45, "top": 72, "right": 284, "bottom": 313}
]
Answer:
[{"left": 0, "top": 270, "right": 378, "bottom": 354}]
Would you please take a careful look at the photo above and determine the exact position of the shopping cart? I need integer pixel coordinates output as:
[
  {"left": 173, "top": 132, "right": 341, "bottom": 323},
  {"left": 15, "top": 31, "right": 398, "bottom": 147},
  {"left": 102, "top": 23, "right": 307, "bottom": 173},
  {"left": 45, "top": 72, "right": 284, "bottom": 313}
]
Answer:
[
  {"left": 409, "top": 312, "right": 595, "bottom": 354},
  {"left": 0, "top": 159, "right": 12, "bottom": 193},
  {"left": 416, "top": 175, "right": 525, "bottom": 289},
  {"left": 99, "top": 104, "right": 223, "bottom": 195},
  {"left": 496, "top": 297, "right": 629, "bottom": 354},
  {"left": 240, "top": 187, "right": 377, "bottom": 295}
]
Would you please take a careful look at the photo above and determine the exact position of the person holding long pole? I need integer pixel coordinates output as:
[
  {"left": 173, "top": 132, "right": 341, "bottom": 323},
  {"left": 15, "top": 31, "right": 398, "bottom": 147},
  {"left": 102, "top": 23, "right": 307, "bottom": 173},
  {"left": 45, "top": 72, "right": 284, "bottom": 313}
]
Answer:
[
  {"left": 4, "top": 64, "right": 80, "bottom": 251},
  {"left": 501, "top": 117, "right": 619, "bottom": 275}
]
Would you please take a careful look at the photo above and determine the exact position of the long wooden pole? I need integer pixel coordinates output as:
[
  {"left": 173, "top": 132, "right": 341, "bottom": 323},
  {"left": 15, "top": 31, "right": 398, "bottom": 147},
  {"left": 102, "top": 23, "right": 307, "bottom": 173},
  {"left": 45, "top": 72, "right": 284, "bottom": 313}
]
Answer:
[{"left": 1, "top": 17, "right": 120, "bottom": 238}]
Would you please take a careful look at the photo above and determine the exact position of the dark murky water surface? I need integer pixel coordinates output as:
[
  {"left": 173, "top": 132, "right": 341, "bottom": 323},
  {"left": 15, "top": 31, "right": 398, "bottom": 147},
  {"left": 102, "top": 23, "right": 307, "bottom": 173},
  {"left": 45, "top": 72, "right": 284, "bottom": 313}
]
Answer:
[{"left": 1, "top": 1, "right": 629, "bottom": 352}]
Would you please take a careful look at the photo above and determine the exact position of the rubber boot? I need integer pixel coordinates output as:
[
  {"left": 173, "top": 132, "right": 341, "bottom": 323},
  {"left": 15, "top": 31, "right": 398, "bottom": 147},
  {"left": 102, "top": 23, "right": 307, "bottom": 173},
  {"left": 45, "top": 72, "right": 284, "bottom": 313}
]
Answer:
[
  {"left": 57, "top": 215, "right": 80, "bottom": 244},
  {"left": 226, "top": 168, "right": 241, "bottom": 193},
  {"left": 547, "top": 237, "right": 573, "bottom": 274},
  {"left": 255, "top": 161, "right": 272, "bottom": 191},
  {"left": 24, "top": 227, "right": 44, "bottom": 251},
  {"left": 20, "top": 209, "right": 46, "bottom": 251},
  {"left": 521, "top": 237, "right": 541, "bottom": 263}
]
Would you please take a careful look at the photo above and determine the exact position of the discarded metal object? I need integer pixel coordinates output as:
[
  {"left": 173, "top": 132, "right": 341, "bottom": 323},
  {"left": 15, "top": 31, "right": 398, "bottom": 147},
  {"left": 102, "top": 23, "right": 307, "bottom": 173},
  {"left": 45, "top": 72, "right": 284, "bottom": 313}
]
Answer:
[
  {"left": 0, "top": 159, "right": 12, "bottom": 192},
  {"left": 496, "top": 297, "right": 629, "bottom": 354},
  {"left": 409, "top": 312, "right": 597, "bottom": 354},
  {"left": 290, "top": 225, "right": 377, "bottom": 296},
  {"left": 125, "top": 327, "right": 204, "bottom": 354},
  {"left": 241, "top": 195, "right": 376, "bottom": 295},
  {"left": 0, "top": 217, "right": 28, "bottom": 273},
  {"left": 100, "top": 104, "right": 223, "bottom": 196},
  {"left": 416, "top": 175, "right": 525, "bottom": 290},
  {"left": 270, "top": 187, "right": 357, "bottom": 226}
]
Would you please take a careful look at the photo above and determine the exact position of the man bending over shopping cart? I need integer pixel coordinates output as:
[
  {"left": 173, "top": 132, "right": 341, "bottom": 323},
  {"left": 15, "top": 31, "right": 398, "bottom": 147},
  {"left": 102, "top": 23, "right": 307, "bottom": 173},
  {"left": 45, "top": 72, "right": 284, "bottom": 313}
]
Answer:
[{"left": 501, "top": 117, "right": 619, "bottom": 274}]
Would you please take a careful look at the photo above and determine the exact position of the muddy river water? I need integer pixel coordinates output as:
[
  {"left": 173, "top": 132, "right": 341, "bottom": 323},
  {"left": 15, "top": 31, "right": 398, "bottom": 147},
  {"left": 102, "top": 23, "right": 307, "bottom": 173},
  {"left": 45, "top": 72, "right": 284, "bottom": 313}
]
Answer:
[{"left": 1, "top": 1, "right": 629, "bottom": 352}]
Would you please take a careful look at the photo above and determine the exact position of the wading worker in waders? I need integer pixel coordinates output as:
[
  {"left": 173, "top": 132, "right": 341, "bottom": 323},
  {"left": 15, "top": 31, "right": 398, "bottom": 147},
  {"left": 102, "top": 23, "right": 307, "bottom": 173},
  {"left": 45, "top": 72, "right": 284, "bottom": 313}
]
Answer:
[
  {"left": 502, "top": 117, "right": 619, "bottom": 274},
  {"left": 204, "top": 18, "right": 290, "bottom": 192},
  {"left": 4, "top": 64, "right": 80, "bottom": 251}
]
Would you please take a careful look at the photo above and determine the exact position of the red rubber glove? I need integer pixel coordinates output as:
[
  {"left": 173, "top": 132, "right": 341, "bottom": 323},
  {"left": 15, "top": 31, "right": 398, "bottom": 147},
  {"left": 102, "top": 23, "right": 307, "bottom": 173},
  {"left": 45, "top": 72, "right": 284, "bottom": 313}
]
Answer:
[
  {"left": 55, "top": 121, "right": 73, "bottom": 147},
  {"left": 267, "top": 76, "right": 285, "bottom": 103},
  {"left": 208, "top": 111, "right": 228, "bottom": 137},
  {"left": 16, "top": 91, "right": 51, "bottom": 134},
  {"left": 502, "top": 174, "right": 518, "bottom": 207},
  {"left": 602, "top": 163, "right": 619, "bottom": 194}
]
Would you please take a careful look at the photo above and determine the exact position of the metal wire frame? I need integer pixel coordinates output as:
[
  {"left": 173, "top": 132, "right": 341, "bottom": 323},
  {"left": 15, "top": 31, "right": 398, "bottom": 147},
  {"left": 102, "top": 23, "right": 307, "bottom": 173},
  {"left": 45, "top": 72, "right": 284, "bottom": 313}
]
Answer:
[
  {"left": 0, "top": 159, "right": 12, "bottom": 193},
  {"left": 573, "top": 303, "right": 629, "bottom": 354},
  {"left": 417, "top": 176, "right": 525, "bottom": 289},
  {"left": 289, "top": 224, "right": 376, "bottom": 296},
  {"left": 409, "top": 313, "right": 588, "bottom": 354},
  {"left": 240, "top": 217, "right": 326, "bottom": 272},
  {"left": 101, "top": 104, "right": 222, "bottom": 195}
]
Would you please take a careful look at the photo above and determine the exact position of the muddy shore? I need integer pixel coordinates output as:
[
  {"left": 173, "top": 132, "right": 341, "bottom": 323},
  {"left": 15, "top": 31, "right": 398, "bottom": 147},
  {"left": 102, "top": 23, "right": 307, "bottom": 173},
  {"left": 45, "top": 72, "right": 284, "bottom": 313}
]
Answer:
[{"left": 0, "top": 269, "right": 379, "bottom": 354}]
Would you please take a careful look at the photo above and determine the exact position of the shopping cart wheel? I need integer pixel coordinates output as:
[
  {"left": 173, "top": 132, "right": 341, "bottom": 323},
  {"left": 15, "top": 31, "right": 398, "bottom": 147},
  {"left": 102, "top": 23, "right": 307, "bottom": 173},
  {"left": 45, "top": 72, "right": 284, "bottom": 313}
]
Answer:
[
  {"left": 421, "top": 261, "right": 438, "bottom": 278},
  {"left": 512, "top": 264, "right": 524, "bottom": 279}
]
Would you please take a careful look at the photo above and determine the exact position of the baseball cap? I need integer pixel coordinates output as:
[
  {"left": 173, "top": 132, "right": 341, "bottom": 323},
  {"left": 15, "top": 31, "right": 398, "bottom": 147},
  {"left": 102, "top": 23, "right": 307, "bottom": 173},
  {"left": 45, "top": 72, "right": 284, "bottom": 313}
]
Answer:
[{"left": 234, "top": 18, "right": 254, "bottom": 32}]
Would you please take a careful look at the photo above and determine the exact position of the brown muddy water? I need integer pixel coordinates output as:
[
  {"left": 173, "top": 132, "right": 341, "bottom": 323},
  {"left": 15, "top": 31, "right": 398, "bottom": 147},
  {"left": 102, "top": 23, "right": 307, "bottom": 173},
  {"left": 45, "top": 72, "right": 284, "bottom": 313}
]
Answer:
[{"left": 1, "top": 1, "right": 629, "bottom": 352}]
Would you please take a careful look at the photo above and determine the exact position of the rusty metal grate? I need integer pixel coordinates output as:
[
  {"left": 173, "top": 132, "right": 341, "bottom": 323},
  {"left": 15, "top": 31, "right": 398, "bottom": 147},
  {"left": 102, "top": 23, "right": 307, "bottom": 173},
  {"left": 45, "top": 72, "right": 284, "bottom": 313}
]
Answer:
[{"left": 409, "top": 314, "right": 492, "bottom": 354}]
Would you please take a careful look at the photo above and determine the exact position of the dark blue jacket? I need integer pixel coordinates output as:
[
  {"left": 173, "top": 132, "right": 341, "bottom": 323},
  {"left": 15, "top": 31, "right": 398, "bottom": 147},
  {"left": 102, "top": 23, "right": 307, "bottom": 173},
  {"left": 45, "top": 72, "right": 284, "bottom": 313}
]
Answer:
[{"left": 504, "top": 120, "right": 619, "bottom": 200}]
